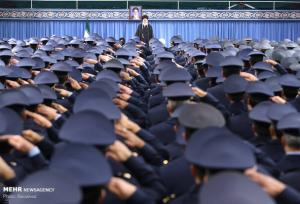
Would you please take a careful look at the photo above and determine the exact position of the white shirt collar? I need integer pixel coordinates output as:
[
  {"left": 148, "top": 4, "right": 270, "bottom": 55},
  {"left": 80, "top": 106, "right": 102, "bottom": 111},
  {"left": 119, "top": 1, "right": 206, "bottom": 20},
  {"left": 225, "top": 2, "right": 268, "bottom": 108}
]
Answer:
[{"left": 286, "top": 152, "right": 300, "bottom": 156}]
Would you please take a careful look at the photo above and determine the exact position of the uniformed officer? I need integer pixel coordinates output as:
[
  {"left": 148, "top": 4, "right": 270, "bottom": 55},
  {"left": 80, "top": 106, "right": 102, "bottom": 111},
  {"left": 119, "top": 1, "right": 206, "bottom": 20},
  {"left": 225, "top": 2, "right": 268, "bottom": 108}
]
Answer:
[
  {"left": 169, "top": 127, "right": 256, "bottom": 204},
  {"left": 276, "top": 113, "right": 300, "bottom": 192}
]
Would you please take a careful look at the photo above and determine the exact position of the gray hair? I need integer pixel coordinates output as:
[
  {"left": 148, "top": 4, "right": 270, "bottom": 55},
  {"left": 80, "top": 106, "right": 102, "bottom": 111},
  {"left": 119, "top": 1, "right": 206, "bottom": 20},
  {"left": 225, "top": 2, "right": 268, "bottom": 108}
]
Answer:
[{"left": 283, "top": 133, "right": 300, "bottom": 149}]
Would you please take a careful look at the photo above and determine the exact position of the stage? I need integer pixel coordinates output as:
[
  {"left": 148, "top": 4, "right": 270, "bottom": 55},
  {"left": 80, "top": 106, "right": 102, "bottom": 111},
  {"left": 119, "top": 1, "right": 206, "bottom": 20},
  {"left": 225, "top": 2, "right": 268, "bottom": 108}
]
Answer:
[{"left": 0, "top": 9, "right": 300, "bottom": 43}]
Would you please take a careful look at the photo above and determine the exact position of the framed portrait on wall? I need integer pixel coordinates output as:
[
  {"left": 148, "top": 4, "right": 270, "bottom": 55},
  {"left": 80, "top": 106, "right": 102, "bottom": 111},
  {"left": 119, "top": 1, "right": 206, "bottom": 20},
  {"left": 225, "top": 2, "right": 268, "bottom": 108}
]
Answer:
[{"left": 129, "top": 6, "right": 142, "bottom": 20}]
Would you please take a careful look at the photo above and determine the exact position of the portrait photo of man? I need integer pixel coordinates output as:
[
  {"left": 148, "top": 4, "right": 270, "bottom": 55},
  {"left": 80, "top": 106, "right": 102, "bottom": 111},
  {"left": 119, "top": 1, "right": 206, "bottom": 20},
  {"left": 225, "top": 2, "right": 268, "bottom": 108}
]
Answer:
[{"left": 129, "top": 6, "right": 142, "bottom": 20}]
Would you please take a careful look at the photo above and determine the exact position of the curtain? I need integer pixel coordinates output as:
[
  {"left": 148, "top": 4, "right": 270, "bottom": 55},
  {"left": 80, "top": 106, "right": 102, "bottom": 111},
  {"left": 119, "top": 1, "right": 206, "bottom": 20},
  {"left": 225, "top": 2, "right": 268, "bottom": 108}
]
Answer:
[{"left": 0, "top": 20, "right": 299, "bottom": 44}]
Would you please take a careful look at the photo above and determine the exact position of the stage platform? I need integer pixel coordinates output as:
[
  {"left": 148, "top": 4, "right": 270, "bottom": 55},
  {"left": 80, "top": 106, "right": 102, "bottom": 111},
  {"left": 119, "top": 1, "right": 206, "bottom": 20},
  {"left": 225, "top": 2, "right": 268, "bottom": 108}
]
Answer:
[{"left": 0, "top": 9, "right": 299, "bottom": 43}]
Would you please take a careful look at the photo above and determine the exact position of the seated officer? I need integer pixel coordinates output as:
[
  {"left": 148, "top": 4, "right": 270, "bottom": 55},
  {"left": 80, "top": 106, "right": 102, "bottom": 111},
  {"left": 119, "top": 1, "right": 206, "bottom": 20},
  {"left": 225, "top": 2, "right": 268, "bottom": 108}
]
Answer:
[
  {"left": 169, "top": 127, "right": 256, "bottom": 204},
  {"left": 159, "top": 102, "right": 225, "bottom": 200},
  {"left": 276, "top": 113, "right": 300, "bottom": 192}
]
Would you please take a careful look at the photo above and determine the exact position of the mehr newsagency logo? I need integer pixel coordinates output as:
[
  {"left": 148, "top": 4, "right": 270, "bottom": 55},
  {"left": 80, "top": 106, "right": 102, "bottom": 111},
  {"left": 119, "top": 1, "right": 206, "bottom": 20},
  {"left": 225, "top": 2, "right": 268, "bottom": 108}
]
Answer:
[{"left": 2, "top": 186, "right": 55, "bottom": 199}]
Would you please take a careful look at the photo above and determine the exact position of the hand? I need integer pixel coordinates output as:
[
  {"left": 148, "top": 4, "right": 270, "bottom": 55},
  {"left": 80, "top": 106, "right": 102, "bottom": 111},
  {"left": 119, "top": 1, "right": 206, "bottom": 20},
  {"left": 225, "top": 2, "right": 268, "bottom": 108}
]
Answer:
[
  {"left": 126, "top": 68, "right": 139, "bottom": 77},
  {"left": 115, "top": 127, "right": 145, "bottom": 148},
  {"left": 129, "top": 62, "right": 139, "bottom": 69},
  {"left": 114, "top": 43, "right": 122, "bottom": 49},
  {"left": 79, "top": 82, "right": 89, "bottom": 89},
  {"left": 51, "top": 102, "right": 68, "bottom": 113},
  {"left": 99, "top": 54, "right": 113, "bottom": 62},
  {"left": 245, "top": 169, "right": 286, "bottom": 197},
  {"left": 270, "top": 96, "right": 286, "bottom": 104},
  {"left": 135, "top": 56, "right": 145, "bottom": 63},
  {"left": 106, "top": 140, "right": 132, "bottom": 162},
  {"left": 0, "top": 135, "right": 35, "bottom": 153},
  {"left": 27, "top": 79, "right": 35, "bottom": 85},
  {"left": 265, "top": 59, "right": 278, "bottom": 66},
  {"left": 55, "top": 47, "right": 64, "bottom": 52},
  {"left": 113, "top": 98, "right": 128, "bottom": 109},
  {"left": 54, "top": 87, "right": 72, "bottom": 97},
  {"left": 9, "top": 58, "right": 19, "bottom": 65},
  {"left": 240, "top": 72, "right": 258, "bottom": 81},
  {"left": 17, "top": 79, "right": 29, "bottom": 85},
  {"left": 136, "top": 44, "right": 143, "bottom": 48},
  {"left": 24, "top": 110, "right": 52, "bottom": 128},
  {"left": 192, "top": 87, "right": 207, "bottom": 98},
  {"left": 81, "top": 72, "right": 94, "bottom": 80},
  {"left": 117, "top": 93, "right": 131, "bottom": 101},
  {"left": 174, "top": 61, "right": 184, "bottom": 68},
  {"left": 32, "top": 70, "right": 40, "bottom": 77},
  {"left": 68, "top": 77, "right": 81, "bottom": 90},
  {"left": 36, "top": 104, "right": 59, "bottom": 121},
  {"left": 119, "top": 84, "right": 133, "bottom": 95},
  {"left": 5, "top": 80, "right": 20, "bottom": 88},
  {"left": 116, "top": 113, "right": 141, "bottom": 133},
  {"left": 22, "top": 129, "right": 44, "bottom": 144},
  {"left": 84, "top": 58, "right": 98, "bottom": 65},
  {"left": 107, "top": 48, "right": 115, "bottom": 54},
  {"left": 107, "top": 177, "right": 137, "bottom": 200},
  {"left": 130, "top": 59, "right": 143, "bottom": 67},
  {"left": 120, "top": 71, "right": 131, "bottom": 81},
  {"left": 0, "top": 157, "right": 16, "bottom": 180}
]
